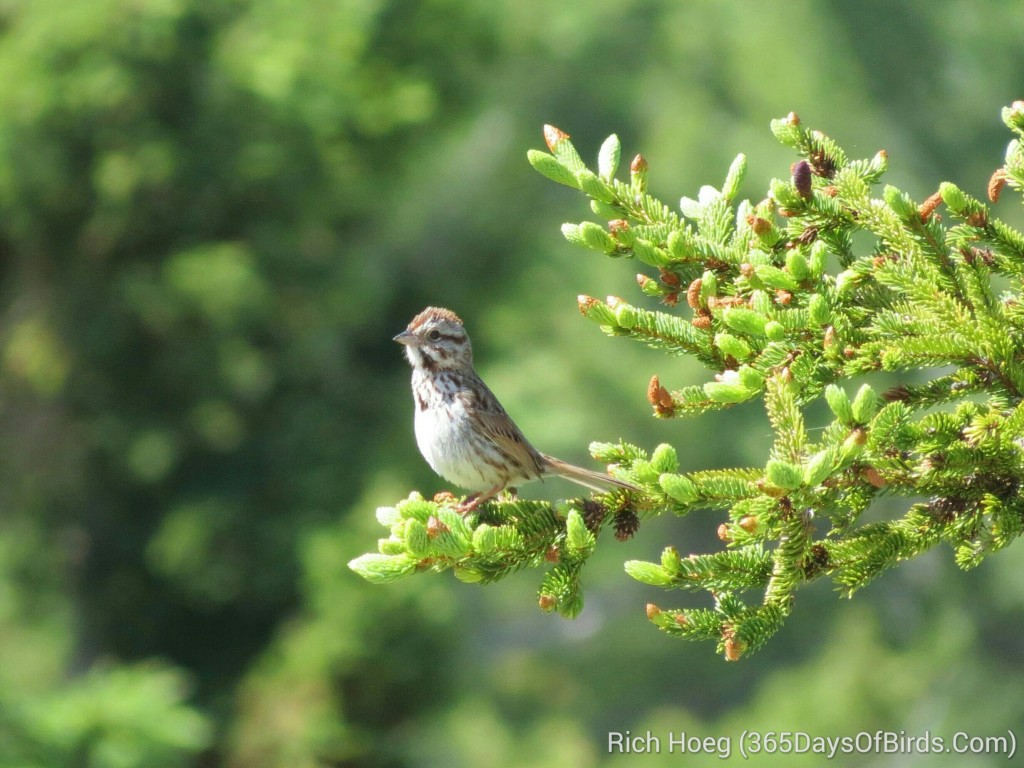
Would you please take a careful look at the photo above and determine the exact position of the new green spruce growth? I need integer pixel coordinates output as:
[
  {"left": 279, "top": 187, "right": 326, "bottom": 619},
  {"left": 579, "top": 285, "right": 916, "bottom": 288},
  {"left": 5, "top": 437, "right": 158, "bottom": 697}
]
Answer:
[{"left": 353, "top": 104, "right": 1024, "bottom": 660}]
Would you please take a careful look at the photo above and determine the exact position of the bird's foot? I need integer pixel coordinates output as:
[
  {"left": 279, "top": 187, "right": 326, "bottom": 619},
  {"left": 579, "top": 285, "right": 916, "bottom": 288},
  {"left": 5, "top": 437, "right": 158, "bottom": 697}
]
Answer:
[
  {"left": 455, "top": 493, "right": 482, "bottom": 514},
  {"left": 455, "top": 484, "right": 505, "bottom": 515}
]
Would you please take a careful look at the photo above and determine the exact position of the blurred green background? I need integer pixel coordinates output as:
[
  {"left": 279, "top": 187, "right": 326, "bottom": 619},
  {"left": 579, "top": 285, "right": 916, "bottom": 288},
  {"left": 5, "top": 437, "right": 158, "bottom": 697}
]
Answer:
[{"left": 2, "top": 1, "right": 1024, "bottom": 766}]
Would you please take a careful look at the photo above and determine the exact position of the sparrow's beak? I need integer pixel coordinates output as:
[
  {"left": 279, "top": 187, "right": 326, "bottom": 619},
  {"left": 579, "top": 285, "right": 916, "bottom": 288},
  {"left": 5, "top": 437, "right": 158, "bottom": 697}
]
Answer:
[{"left": 393, "top": 329, "right": 416, "bottom": 346}]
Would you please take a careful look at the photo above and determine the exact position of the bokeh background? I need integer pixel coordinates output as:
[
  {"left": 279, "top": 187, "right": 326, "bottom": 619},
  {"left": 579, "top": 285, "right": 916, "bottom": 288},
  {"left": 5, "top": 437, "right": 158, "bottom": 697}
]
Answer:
[{"left": 2, "top": 1, "right": 1024, "bottom": 766}]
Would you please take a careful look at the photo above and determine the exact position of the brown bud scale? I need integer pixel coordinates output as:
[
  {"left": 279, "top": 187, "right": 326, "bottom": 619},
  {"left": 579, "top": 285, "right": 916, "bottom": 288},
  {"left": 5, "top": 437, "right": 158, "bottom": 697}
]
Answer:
[
  {"left": 577, "top": 294, "right": 598, "bottom": 315},
  {"left": 647, "top": 374, "right": 675, "bottom": 416},
  {"left": 988, "top": 170, "right": 1007, "bottom": 203},
  {"left": 863, "top": 467, "right": 886, "bottom": 488},
  {"left": 918, "top": 190, "right": 943, "bottom": 221},
  {"left": 427, "top": 516, "right": 449, "bottom": 539},
  {"left": 543, "top": 124, "right": 569, "bottom": 151},
  {"left": 686, "top": 277, "right": 702, "bottom": 308},
  {"left": 723, "top": 633, "right": 745, "bottom": 662},
  {"left": 748, "top": 215, "right": 773, "bottom": 235}
]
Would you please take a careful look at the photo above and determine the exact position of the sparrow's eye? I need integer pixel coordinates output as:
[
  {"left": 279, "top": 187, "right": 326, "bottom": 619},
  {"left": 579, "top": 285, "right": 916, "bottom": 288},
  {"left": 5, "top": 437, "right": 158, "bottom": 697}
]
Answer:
[{"left": 428, "top": 330, "right": 441, "bottom": 341}]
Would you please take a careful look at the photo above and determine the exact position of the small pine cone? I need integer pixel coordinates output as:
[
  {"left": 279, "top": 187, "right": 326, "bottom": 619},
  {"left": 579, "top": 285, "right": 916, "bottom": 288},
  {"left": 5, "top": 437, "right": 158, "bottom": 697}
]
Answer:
[
  {"left": 581, "top": 498, "right": 606, "bottom": 532},
  {"left": 791, "top": 160, "right": 813, "bottom": 199},
  {"left": 614, "top": 508, "right": 641, "bottom": 541},
  {"left": 692, "top": 314, "right": 712, "bottom": 331},
  {"left": 747, "top": 215, "right": 772, "bottom": 235},
  {"left": 686, "top": 277, "right": 702, "bottom": 308},
  {"left": 723, "top": 632, "right": 745, "bottom": 661},
  {"left": 647, "top": 374, "right": 675, "bottom": 416},
  {"left": 988, "top": 169, "right": 1007, "bottom": 203}
]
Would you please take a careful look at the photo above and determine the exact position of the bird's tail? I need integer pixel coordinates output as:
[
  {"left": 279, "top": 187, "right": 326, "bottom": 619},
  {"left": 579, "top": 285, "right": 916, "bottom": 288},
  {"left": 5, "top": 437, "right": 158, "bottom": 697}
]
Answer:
[{"left": 540, "top": 453, "right": 638, "bottom": 493}]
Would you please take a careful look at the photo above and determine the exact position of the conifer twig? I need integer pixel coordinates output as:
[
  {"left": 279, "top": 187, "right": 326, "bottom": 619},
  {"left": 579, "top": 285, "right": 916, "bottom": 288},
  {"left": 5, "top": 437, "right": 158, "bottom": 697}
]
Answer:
[{"left": 352, "top": 103, "right": 1024, "bottom": 660}]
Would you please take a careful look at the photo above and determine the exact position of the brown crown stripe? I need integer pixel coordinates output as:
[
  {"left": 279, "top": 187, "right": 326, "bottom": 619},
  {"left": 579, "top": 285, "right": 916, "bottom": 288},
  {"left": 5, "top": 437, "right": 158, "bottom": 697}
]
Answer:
[{"left": 410, "top": 306, "right": 463, "bottom": 329}]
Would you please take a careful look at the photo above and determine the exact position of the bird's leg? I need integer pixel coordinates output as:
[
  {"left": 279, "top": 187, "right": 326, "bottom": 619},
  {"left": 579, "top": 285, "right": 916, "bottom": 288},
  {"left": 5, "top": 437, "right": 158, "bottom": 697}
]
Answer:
[
  {"left": 456, "top": 484, "right": 505, "bottom": 514},
  {"left": 456, "top": 493, "right": 480, "bottom": 513}
]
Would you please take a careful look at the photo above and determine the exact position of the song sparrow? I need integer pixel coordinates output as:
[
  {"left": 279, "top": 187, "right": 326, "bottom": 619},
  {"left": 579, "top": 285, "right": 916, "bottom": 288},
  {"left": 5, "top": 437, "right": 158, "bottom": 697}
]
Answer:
[{"left": 395, "top": 306, "right": 636, "bottom": 512}]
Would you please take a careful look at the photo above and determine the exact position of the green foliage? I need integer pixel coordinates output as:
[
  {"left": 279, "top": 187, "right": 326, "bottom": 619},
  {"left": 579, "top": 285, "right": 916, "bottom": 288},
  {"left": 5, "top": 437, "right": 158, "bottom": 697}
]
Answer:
[
  {"left": 5, "top": 2, "right": 1024, "bottom": 764},
  {"left": 0, "top": 664, "right": 210, "bottom": 768},
  {"left": 0, "top": 0, "right": 503, "bottom": 763},
  {"left": 351, "top": 492, "right": 632, "bottom": 618},
  {"left": 355, "top": 102, "right": 1024, "bottom": 661}
]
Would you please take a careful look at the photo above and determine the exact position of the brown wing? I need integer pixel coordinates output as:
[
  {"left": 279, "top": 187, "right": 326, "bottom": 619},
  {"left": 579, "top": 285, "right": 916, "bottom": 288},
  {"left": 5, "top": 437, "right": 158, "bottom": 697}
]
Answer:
[{"left": 457, "top": 385, "right": 545, "bottom": 480}]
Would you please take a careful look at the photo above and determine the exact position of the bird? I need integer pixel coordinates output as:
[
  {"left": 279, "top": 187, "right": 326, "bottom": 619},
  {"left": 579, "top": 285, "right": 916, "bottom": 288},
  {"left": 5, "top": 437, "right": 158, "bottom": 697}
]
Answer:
[{"left": 394, "top": 306, "right": 637, "bottom": 512}]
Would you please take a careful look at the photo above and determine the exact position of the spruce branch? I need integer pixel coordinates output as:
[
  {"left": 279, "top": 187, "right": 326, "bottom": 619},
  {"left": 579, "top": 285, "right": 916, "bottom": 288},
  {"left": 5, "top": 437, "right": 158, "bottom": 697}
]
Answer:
[{"left": 352, "top": 103, "right": 1024, "bottom": 661}]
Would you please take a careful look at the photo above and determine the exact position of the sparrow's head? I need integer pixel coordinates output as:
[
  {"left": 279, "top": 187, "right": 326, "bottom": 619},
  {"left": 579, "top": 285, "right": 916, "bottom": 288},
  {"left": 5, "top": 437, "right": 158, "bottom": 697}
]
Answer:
[{"left": 394, "top": 306, "right": 473, "bottom": 371}]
